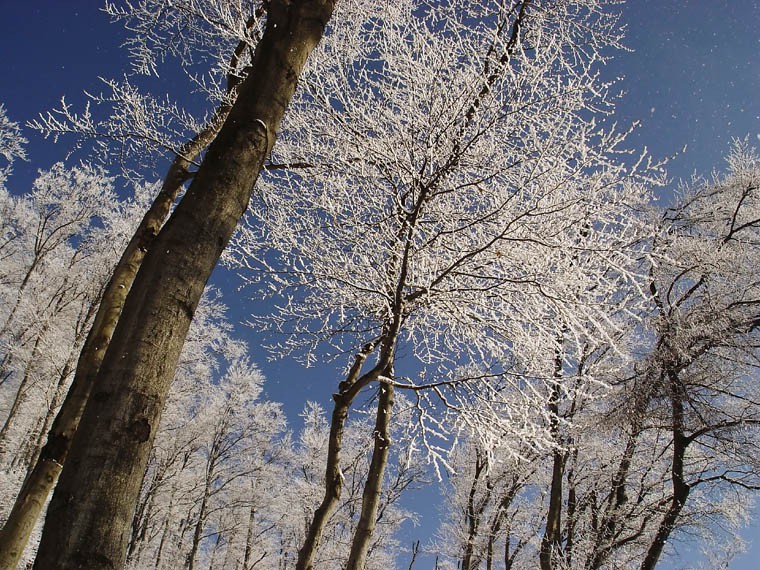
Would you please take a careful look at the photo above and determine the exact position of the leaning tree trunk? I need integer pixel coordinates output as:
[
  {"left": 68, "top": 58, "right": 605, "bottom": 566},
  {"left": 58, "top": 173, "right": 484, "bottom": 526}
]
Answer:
[
  {"left": 31, "top": 3, "right": 336, "bottom": 569},
  {"left": 296, "top": 341, "right": 385, "bottom": 570},
  {"left": 0, "top": 122, "right": 216, "bottom": 570},
  {"left": 0, "top": 15, "right": 259, "bottom": 565},
  {"left": 345, "top": 380, "right": 394, "bottom": 570}
]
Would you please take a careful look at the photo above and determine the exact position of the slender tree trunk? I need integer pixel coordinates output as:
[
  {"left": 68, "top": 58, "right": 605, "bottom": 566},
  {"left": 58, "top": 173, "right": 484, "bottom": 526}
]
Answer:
[
  {"left": 187, "top": 462, "right": 215, "bottom": 570},
  {"left": 14, "top": 294, "right": 97, "bottom": 472},
  {"left": 296, "top": 341, "right": 382, "bottom": 570},
  {"left": 563, "top": 448, "right": 578, "bottom": 566},
  {"left": 540, "top": 349, "right": 565, "bottom": 570},
  {"left": 586, "top": 427, "right": 640, "bottom": 570},
  {"left": 0, "top": 330, "right": 45, "bottom": 456},
  {"left": 31, "top": 4, "right": 336, "bottom": 569},
  {"left": 345, "top": 380, "right": 394, "bottom": 570},
  {"left": 0, "top": 255, "right": 42, "bottom": 341},
  {"left": 486, "top": 475, "right": 521, "bottom": 570},
  {"left": 296, "top": 388, "right": 352, "bottom": 568},
  {"left": 154, "top": 510, "right": 172, "bottom": 570},
  {"left": 461, "top": 450, "right": 488, "bottom": 570},
  {"left": 540, "top": 446, "right": 566, "bottom": 570},
  {"left": 243, "top": 504, "right": 257, "bottom": 570},
  {"left": 640, "top": 369, "right": 690, "bottom": 570},
  {"left": 20, "top": 327, "right": 83, "bottom": 472}
]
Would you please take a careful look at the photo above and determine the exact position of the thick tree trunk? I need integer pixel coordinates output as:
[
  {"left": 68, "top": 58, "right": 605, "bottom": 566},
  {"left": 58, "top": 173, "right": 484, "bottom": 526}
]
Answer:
[
  {"left": 31, "top": 4, "right": 336, "bottom": 569},
  {"left": 0, "top": 149, "right": 194, "bottom": 570},
  {"left": 345, "top": 380, "right": 394, "bottom": 570},
  {"left": 0, "top": 16, "right": 258, "bottom": 563}
]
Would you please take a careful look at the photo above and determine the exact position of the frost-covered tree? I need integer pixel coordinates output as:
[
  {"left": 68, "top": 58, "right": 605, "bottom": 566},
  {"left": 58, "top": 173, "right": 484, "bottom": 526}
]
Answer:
[
  {"left": 0, "top": 104, "right": 27, "bottom": 186},
  {"left": 0, "top": 161, "right": 159, "bottom": 568},
  {"left": 433, "top": 143, "right": 760, "bottom": 570},
  {"left": 634, "top": 140, "right": 760, "bottom": 570},
  {"left": 228, "top": 0, "right": 656, "bottom": 566}
]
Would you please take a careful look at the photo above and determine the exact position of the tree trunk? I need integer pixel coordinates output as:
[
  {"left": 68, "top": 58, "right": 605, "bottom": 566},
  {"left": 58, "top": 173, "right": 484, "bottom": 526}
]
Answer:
[
  {"left": 586, "top": 428, "right": 640, "bottom": 570},
  {"left": 563, "top": 448, "right": 578, "bottom": 567},
  {"left": 0, "top": 21, "right": 251, "bottom": 565},
  {"left": 640, "top": 369, "right": 690, "bottom": 570},
  {"left": 296, "top": 341, "right": 381, "bottom": 570},
  {"left": 539, "top": 350, "right": 565, "bottom": 570},
  {"left": 0, "top": 329, "right": 45, "bottom": 456},
  {"left": 186, "top": 488, "right": 209, "bottom": 570},
  {"left": 243, "top": 504, "right": 257, "bottom": 570},
  {"left": 461, "top": 450, "right": 488, "bottom": 570},
  {"left": 0, "top": 157, "right": 191, "bottom": 570},
  {"left": 31, "top": 4, "right": 336, "bottom": 569},
  {"left": 345, "top": 380, "right": 394, "bottom": 570}
]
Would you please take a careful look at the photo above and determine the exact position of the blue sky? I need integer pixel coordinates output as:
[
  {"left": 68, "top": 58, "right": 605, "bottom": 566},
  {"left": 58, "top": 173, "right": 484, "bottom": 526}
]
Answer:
[{"left": 0, "top": 1, "right": 758, "bottom": 568}]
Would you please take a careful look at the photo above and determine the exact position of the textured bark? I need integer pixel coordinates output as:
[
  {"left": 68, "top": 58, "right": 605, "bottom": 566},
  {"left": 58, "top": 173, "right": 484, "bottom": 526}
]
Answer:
[
  {"left": 31, "top": 3, "right": 335, "bottom": 569},
  {"left": 0, "top": 13, "right": 262, "bottom": 563},
  {"left": 0, "top": 129, "right": 204, "bottom": 570},
  {"left": 345, "top": 381, "right": 394, "bottom": 570}
]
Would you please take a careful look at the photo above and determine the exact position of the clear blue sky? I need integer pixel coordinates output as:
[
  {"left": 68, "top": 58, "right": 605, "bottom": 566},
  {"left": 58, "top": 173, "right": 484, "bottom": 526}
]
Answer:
[{"left": 0, "top": 1, "right": 758, "bottom": 568}]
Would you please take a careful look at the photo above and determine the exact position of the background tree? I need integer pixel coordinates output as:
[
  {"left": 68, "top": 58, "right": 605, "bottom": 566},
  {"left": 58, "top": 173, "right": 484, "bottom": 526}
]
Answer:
[{"left": 431, "top": 142, "right": 760, "bottom": 570}]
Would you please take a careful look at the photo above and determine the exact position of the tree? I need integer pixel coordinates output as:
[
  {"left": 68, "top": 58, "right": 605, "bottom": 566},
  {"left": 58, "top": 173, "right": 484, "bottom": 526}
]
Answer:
[
  {"left": 0, "top": 160, "right": 165, "bottom": 568},
  {"left": 637, "top": 140, "right": 760, "bottom": 569},
  {"left": 29, "top": 2, "right": 337, "bottom": 569},
  {"left": 0, "top": 2, "right": 264, "bottom": 561},
  {"left": 229, "top": 0, "right": 657, "bottom": 565},
  {"left": 432, "top": 143, "right": 760, "bottom": 570}
]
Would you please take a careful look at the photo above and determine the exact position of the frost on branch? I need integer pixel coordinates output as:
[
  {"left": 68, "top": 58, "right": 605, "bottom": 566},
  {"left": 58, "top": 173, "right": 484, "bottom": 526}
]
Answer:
[
  {"left": 227, "top": 0, "right": 659, "bottom": 465},
  {"left": 0, "top": 105, "right": 27, "bottom": 185}
]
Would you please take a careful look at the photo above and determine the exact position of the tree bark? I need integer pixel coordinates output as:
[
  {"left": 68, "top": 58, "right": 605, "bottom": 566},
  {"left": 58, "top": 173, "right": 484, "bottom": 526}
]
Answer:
[
  {"left": 345, "top": 380, "right": 394, "bottom": 570},
  {"left": 31, "top": 3, "right": 336, "bottom": 569},
  {"left": 539, "top": 350, "right": 565, "bottom": 570},
  {"left": 640, "top": 369, "right": 690, "bottom": 570},
  {"left": 0, "top": 141, "right": 196, "bottom": 570},
  {"left": 461, "top": 450, "right": 488, "bottom": 570},
  {"left": 295, "top": 342, "right": 381, "bottom": 570}
]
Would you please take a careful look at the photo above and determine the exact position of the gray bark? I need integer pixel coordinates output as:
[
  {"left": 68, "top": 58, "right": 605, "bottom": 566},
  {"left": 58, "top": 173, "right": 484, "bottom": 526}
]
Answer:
[{"left": 31, "top": 3, "right": 336, "bottom": 568}]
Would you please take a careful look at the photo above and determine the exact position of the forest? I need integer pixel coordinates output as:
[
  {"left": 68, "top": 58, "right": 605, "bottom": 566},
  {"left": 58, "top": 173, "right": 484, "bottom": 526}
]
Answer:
[{"left": 0, "top": 1, "right": 758, "bottom": 569}]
